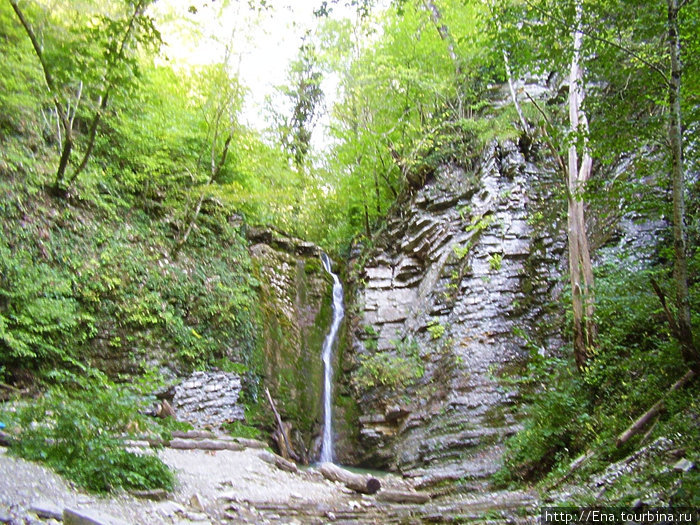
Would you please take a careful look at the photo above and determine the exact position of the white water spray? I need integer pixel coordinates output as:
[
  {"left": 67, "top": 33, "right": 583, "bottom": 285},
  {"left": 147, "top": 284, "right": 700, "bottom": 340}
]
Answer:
[{"left": 319, "top": 253, "right": 344, "bottom": 463}]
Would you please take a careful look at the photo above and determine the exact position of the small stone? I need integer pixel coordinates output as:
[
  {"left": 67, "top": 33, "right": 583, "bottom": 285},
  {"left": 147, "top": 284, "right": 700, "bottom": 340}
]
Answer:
[
  {"left": 189, "top": 494, "right": 205, "bottom": 512},
  {"left": 0, "top": 510, "right": 11, "bottom": 524},
  {"left": 184, "top": 511, "right": 209, "bottom": 522},
  {"left": 131, "top": 489, "right": 169, "bottom": 501},
  {"left": 326, "top": 512, "right": 336, "bottom": 521},
  {"left": 63, "top": 508, "right": 129, "bottom": 525},
  {"left": 673, "top": 458, "right": 694, "bottom": 472},
  {"left": 30, "top": 501, "right": 63, "bottom": 520},
  {"left": 155, "top": 501, "right": 186, "bottom": 517}
]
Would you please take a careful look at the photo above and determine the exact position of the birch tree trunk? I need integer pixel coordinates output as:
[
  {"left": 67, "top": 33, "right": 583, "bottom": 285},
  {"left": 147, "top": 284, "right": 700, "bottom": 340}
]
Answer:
[
  {"left": 567, "top": 0, "right": 596, "bottom": 370},
  {"left": 667, "top": 0, "right": 698, "bottom": 371},
  {"left": 486, "top": 0, "right": 528, "bottom": 132},
  {"left": 422, "top": 0, "right": 458, "bottom": 64},
  {"left": 503, "top": 49, "right": 528, "bottom": 133}
]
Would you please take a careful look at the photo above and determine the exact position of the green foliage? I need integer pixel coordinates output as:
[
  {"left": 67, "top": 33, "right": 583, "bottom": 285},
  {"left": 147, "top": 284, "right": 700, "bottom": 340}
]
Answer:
[
  {"left": 465, "top": 213, "right": 494, "bottom": 234},
  {"left": 452, "top": 243, "right": 471, "bottom": 260},
  {"left": 270, "top": 39, "right": 324, "bottom": 171},
  {"left": 354, "top": 337, "right": 423, "bottom": 390},
  {"left": 6, "top": 0, "right": 162, "bottom": 189},
  {"left": 488, "top": 252, "right": 503, "bottom": 271},
  {"left": 422, "top": 116, "right": 519, "bottom": 169},
  {"left": 2, "top": 378, "right": 174, "bottom": 493},
  {"left": 427, "top": 319, "right": 446, "bottom": 340},
  {"left": 0, "top": 237, "right": 94, "bottom": 372},
  {"left": 362, "top": 324, "right": 378, "bottom": 337},
  {"left": 494, "top": 352, "right": 592, "bottom": 485},
  {"left": 496, "top": 256, "right": 699, "bottom": 488},
  {"left": 221, "top": 420, "right": 262, "bottom": 440},
  {"left": 212, "top": 360, "right": 248, "bottom": 375},
  {"left": 0, "top": 158, "right": 260, "bottom": 380},
  {"left": 0, "top": 2, "right": 43, "bottom": 137},
  {"left": 315, "top": 1, "right": 502, "bottom": 250}
]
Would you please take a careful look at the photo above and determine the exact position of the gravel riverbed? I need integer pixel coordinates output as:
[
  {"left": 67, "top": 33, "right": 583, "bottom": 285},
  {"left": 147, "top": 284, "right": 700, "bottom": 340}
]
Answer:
[{"left": 0, "top": 446, "right": 355, "bottom": 524}]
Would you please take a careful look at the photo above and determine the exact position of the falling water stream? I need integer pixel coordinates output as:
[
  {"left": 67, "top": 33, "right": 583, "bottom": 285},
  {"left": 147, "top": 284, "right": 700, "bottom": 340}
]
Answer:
[{"left": 319, "top": 253, "right": 344, "bottom": 463}]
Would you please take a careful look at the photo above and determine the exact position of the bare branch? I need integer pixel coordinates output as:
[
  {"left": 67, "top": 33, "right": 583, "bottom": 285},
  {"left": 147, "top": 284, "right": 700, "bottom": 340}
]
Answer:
[
  {"left": 524, "top": 92, "right": 567, "bottom": 181},
  {"left": 650, "top": 278, "right": 681, "bottom": 339}
]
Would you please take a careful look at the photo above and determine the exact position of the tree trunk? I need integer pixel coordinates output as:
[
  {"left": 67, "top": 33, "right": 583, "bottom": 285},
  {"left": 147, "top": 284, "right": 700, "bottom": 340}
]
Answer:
[
  {"left": 667, "top": 0, "right": 699, "bottom": 372},
  {"left": 264, "top": 387, "right": 298, "bottom": 462},
  {"left": 567, "top": 0, "right": 596, "bottom": 370},
  {"left": 318, "top": 462, "right": 381, "bottom": 494},
  {"left": 68, "top": 0, "right": 150, "bottom": 187},
  {"left": 168, "top": 438, "right": 245, "bottom": 452},
  {"left": 9, "top": 0, "right": 73, "bottom": 191},
  {"left": 256, "top": 449, "right": 298, "bottom": 473},
  {"left": 374, "top": 170, "right": 382, "bottom": 215},
  {"left": 55, "top": 133, "right": 74, "bottom": 192},
  {"left": 486, "top": 0, "right": 527, "bottom": 132},
  {"left": 376, "top": 490, "right": 431, "bottom": 504},
  {"left": 503, "top": 49, "right": 528, "bottom": 133},
  {"left": 174, "top": 133, "right": 233, "bottom": 256},
  {"left": 422, "top": 0, "right": 459, "bottom": 66}
]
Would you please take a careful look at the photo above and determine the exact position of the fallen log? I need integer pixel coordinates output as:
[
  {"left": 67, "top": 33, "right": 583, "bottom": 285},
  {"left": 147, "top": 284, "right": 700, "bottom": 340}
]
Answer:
[
  {"left": 168, "top": 438, "right": 245, "bottom": 452},
  {"left": 376, "top": 489, "right": 430, "bottom": 504},
  {"left": 171, "top": 430, "right": 217, "bottom": 440},
  {"left": 616, "top": 369, "right": 695, "bottom": 447},
  {"left": 232, "top": 437, "right": 268, "bottom": 449},
  {"left": 256, "top": 449, "right": 298, "bottom": 473},
  {"left": 544, "top": 449, "right": 595, "bottom": 491},
  {"left": 265, "top": 387, "right": 299, "bottom": 461},
  {"left": 319, "top": 462, "right": 381, "bottom": 495}
]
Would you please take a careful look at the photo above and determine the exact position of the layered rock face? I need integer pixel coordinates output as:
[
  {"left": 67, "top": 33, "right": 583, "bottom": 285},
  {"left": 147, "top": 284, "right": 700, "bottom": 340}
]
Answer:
[{"left": 340, "top": 141, "right": 566, "bottom": 488}]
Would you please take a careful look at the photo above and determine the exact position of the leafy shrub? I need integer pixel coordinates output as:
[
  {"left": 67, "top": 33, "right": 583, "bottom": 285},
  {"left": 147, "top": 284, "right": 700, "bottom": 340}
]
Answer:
[
  {"left": 221, "top": 420, "right": 262, "bottom": 440},
  {"left": 0, "top": 238, "right": 94, "bottom": 372},
  {"left": 354, "top": 337, "right": 423, "bottom": 390},
  {"left": 488, "top": 252, "right": 503, "bottom": 271},
  {"left": 427, "top": 319, "right": 446, "bottom": 340},
  {"left": 493, "top": 350, "right": 592, "bottom": 486},
  {"left": 495, "top": 257, "right": 699, "bottom": 488},
  {"left": 2, "top": 377, "right": 174, "bottom": 493}
]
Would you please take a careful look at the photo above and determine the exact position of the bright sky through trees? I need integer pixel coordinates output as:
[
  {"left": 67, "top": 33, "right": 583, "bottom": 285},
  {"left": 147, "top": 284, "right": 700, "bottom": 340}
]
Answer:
[{"left": 152, "top": 0, "right": 365, "bottom": 136}]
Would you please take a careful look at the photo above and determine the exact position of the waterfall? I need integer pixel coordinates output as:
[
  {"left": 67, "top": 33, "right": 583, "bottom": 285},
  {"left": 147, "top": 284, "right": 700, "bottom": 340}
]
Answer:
[{"left": 319, "top": 253, "right": 344, "bottom": 463}]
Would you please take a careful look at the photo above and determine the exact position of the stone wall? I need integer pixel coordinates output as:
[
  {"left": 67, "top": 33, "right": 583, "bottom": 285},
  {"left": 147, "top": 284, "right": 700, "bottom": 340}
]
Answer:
[
  {"left": 339, "top": 140, "right": 567, "bottom": 489},
  {"left": 172, "top": 371, "right": 245, "bottom": 428}
]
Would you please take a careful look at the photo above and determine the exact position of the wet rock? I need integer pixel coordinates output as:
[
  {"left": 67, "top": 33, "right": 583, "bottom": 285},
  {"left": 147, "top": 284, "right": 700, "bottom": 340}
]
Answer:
[{"left": 249, "top": 232, "right": 335, "bottom": 462}]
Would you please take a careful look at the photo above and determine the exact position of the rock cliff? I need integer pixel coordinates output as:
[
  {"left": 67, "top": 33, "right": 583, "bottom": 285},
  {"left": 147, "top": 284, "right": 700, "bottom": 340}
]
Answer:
[
  {"left": 338, "top": 140, "right": 567, "bottom": 489},
  {"left": 247, "top": 227, "right": 341, "bottom": 462}
]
